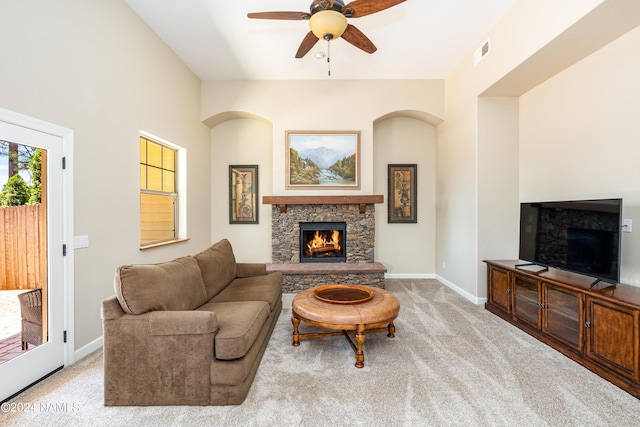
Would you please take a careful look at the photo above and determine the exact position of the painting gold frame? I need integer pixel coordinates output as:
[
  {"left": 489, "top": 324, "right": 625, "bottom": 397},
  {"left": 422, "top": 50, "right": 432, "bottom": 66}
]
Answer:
[
  {"left": 285, "top": 130, "right": 360, "bottom": 190},
  {"left": 229, "top": 165, "right": 258, "bottom": 224}
]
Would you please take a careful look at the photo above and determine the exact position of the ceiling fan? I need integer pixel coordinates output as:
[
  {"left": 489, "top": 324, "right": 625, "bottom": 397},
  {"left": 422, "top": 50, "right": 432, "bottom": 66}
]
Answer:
[{"left": 248, "top": 0, "right": 406, "bottom": 59}]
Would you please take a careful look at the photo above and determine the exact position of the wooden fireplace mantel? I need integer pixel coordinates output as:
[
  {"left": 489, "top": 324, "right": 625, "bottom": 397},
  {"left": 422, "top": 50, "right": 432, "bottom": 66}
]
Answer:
[{"left": 263, "top": 195, "right": 384, "bottom": 214}]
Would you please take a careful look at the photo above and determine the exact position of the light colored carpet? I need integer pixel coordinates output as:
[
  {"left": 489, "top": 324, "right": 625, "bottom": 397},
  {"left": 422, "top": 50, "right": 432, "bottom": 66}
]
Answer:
[{"left": 3, "top": 279, "right": 639, "bottom": 426}]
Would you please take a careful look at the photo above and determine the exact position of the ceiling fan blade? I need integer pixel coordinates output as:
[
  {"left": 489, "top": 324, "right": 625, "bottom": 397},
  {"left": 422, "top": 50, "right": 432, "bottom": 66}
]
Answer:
[
  {"left": 343, "top": 0, "right": 406, "bottom": 18},
  {"left": 341, "top": 24, "right": 376, "bottom": 54},
  {"left": 247, "top": 11, "right": 310, "bottom": 20},
  {"left": 296, "top": 32, "right": 320, "bottom": 58}
]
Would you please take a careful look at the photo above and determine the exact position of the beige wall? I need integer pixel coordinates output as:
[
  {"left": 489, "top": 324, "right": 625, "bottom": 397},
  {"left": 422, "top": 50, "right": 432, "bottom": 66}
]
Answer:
[
  {"left": 477, "top": 97, "right": 520, "bottom": 298},
  {"left": 438, "top": 0, "right": 640, "bottom": 300},
  {"left": 202, "top": 80, "right": 443, "bottom": 273},
  {"left": 0, "top": 0, "right": 211, "bottom": 352},
  {"left": 477, "top": 0, "right": 605, "bottom": 95},
  {"left": 519, "top": 24, "right": 640, "bottom": 286},
  {"left": 436, "top": 66, "right": 480, "bottom": 299}
]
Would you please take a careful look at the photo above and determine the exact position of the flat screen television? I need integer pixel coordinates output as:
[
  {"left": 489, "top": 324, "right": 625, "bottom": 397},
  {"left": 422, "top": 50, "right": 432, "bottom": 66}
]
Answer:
[{"left": 518, "top": 198, "right": 622, "bottom": 285}]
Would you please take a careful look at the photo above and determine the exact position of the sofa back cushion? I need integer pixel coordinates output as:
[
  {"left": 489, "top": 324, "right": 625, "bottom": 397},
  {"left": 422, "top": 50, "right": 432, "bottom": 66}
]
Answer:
[
  {"left": 114, "top": 256, "right": 208, "bottom": 315},
  {"left": 194, "top": 239, "right": 238, "bottom": 300}
]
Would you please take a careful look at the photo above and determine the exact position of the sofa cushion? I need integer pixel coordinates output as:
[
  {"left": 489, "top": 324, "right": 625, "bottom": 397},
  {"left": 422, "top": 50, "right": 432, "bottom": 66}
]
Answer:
[
  {"left": 194, "top": 239, "right": 238, "bottom": 300},
  {"left": 236, "top": 263, "right": 267, "bottom": 277},
  {"left": 209, "top": 273, "right": 282, "bottom": 312},
  {"left": 114, "top": 256, "right": 207, "bottom": 315},
  {"left": 197, "top": 301, "right": 270, "bottom": 360}
]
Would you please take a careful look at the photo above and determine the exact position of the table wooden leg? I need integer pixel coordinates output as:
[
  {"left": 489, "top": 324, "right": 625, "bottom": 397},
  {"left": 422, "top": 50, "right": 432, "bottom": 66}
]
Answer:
[
  {"left": 355, "top": 324, "right": 365, "bottom": 368},
  {"left": 291, "top": 315, "right": 300, "bottom": 347},
  {"left": 387, "top": 322, "right": 396, "bottom": 338}
]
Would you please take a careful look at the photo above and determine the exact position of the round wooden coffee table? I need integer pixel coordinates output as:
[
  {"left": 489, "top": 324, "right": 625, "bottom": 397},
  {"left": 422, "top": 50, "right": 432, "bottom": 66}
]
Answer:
[{"left": 291, "top": 285, "right": 400, "bottom": 368}]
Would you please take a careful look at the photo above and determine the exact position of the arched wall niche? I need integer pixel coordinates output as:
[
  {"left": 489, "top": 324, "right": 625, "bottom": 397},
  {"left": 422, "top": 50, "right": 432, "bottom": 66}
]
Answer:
[
  {"left": 372, "top": 112, "right": 437, "bottom": 275},
  {"left": 374, "top": 110, "right": 443, "bottom": 127},
  {"left": 207, "top": 111, "right": 274, "bottom": 262},
  {"left": 203, "top": 110, "right": 271, "bottom": 129}
]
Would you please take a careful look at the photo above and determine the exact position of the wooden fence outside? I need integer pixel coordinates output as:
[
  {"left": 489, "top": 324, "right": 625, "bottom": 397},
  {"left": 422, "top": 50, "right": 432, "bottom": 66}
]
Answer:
[{"left": 0, "top": 204, "right": 47, "bottom": 291}]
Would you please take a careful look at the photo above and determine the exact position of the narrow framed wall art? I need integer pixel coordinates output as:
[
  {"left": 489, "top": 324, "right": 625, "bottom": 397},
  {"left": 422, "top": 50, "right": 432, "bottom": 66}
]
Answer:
[
  {"left": 229, "top": 165, "right": 258, "bottom": 224},
  {"left": 388, "top": 164, "right": 417, "bottom": 223}
]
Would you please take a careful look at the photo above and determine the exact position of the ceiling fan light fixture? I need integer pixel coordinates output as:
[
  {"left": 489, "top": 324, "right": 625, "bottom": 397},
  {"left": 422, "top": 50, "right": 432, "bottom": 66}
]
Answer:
[{"left": 309, "top": 10, "right": 348, "bottom": 40}]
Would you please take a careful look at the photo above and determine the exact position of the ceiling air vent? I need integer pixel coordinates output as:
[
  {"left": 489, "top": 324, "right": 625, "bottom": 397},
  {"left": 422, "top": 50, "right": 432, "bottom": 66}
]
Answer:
[{"left": 474, "top": 39, "right": 490, "bottom": 65}]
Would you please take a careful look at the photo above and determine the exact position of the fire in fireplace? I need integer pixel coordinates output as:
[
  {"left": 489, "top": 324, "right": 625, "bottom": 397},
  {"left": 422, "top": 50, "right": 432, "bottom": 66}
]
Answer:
[{"left": 299, "top": 222, "right": 346, "bottom": 263}]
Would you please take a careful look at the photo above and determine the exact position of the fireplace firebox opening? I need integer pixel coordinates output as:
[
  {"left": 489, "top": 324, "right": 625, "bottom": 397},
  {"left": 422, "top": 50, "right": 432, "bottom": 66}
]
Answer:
[{"left": 299, "top": 222, "right": 346, "bottom": 263}]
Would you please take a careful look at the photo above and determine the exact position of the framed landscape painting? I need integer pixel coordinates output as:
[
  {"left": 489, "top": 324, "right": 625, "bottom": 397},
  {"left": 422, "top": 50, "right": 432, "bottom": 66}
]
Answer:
[
  {"left": 229, "top": 165, "right": 258, "bottom": 224},
  {"left": 285, "top": 131, "right": 360, "bottom": 189},
  {"left": 388, "top": 164, "right": 417, "bottom": 223}
]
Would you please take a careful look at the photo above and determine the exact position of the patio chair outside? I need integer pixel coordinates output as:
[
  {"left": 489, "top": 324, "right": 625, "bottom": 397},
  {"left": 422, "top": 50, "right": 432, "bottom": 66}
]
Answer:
[{"left": 17, "top": 288, "right": 43, "bottom": 350}]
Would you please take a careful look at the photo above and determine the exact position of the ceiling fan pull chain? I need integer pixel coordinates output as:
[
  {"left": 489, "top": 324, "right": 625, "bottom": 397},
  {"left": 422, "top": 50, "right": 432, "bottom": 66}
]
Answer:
[{"left": 327, "top": 39, "right": 331, "bottom": 77}]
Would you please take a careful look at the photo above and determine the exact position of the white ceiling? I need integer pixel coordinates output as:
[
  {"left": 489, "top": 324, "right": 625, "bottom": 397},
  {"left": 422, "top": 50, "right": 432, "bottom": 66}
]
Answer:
[{"left": 124, "top": 0, "right": 516, "bottom": 81}]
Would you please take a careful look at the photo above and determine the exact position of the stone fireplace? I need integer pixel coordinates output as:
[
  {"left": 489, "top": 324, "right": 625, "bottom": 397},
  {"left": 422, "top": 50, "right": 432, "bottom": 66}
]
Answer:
[
  {"left": 267, "top": 197, "right": 380, "bottom": 264},
  {"left": 263, "top": 195, "right": 387, "bottom": 291}
]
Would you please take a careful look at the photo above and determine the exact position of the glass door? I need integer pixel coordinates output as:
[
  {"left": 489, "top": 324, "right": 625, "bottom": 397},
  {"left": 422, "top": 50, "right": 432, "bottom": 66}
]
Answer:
[
  {"left": 542, "top": 284, "right": 583, "bottom": 352},
  {"left": 512, "top": 275, "right": 541, "bottom": 329},
  {"left": 0, "top": 117, "right": 65, "bottom": 402}
]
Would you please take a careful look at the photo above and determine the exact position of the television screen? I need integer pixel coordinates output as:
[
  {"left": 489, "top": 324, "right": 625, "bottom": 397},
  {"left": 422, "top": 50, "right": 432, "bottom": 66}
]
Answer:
[{"left": 519, "top": 199, "right": 622, "bottom": 284}]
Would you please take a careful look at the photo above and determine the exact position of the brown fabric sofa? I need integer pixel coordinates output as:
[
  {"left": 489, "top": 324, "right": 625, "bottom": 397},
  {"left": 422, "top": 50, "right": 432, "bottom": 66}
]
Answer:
[{"left": 101, "top": 239, "right": 282, "bottom": 406}]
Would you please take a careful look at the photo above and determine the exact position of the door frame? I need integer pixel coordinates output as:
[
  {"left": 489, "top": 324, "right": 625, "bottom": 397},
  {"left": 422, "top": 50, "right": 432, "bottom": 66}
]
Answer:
[{"left": 0, "top": 107, "right": 74, "bottom": 366}]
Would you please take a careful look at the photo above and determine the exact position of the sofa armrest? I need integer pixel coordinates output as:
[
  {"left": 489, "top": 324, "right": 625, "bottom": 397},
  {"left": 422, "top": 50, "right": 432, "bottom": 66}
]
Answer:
[
  {"left": 103, "top": 306, "right": 219, "bottom": 405},
  {"left": 148, "top": 310, "right": 218, "bottom": 335},
  {"left": 102, "top": 296, "right": 125, "bottom": 320},
  {"left": 236, "top": 263, "right": 267, "bottom": 277}
]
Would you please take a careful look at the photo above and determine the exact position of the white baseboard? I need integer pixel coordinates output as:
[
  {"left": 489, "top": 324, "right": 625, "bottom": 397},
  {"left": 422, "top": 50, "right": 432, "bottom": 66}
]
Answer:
[
  {"left": 72, "top": 336, "right": 103, "bottom": 364},
  {"left": 384, "top": 273, "right": 436, "bottom": 279},
  {"left": 385, "top": 273, "right": 486, "bottom": 305},
  {"left": 436, "top": 275, "right": 487, "bottom": 306}
]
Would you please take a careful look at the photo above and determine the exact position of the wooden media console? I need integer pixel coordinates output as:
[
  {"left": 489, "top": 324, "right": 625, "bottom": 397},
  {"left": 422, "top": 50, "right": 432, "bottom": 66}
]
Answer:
[{"left": 485, "top": 260, "right": 640, "bottom": 399}]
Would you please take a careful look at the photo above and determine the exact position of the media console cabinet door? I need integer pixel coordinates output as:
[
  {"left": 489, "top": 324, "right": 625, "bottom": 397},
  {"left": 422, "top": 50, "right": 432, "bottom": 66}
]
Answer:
[
  {"left": 513, "top": 275, "right": 541, "bottom": 329},
  {"left": 542, "top": 284, "right": 584, "bottom": 352},
  {"left": 586, "top": 296, "right": 640, "bottom": 383},
  {"left": 488, "top": 266, "right": 511, "bottom": 313}
]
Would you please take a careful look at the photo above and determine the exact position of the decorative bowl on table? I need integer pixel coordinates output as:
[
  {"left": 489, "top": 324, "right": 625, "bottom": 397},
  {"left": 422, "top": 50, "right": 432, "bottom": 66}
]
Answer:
[{"left": 313, "top": 284, "right": 373, "bottom": 304}]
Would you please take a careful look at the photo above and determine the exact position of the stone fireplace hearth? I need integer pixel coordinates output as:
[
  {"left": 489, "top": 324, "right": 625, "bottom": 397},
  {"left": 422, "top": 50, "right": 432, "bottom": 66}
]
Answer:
[{"left": 263, "top": 195, "right": 386, "bottom": 291}]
